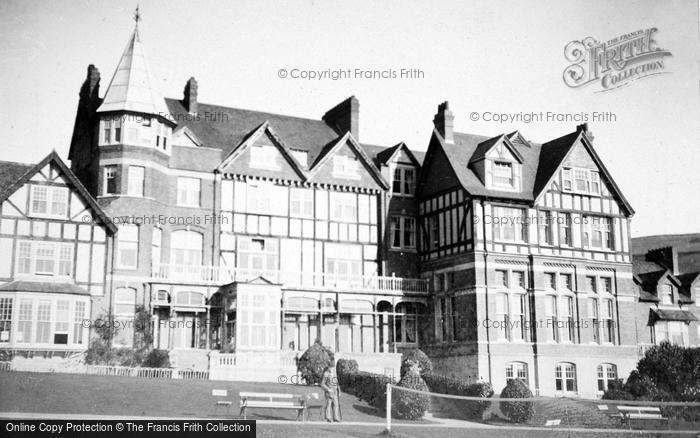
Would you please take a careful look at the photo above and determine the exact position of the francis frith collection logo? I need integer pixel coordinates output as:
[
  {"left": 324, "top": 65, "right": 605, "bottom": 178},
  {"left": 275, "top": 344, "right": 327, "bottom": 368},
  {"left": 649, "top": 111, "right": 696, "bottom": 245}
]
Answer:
[{"left": 563, "top": 27, "right": 672, "bottom": 91}]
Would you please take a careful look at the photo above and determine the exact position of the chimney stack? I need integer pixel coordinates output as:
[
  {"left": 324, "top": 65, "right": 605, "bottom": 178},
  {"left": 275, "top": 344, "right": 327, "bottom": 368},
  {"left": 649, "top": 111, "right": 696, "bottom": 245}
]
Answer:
[
  {"left": 433, "top": 101, "right": 454, "bottom": 144},
  {"left": 87, "top": 64, "right": 100, "bottom": 97},
  {"left": 647, "top": 246, "right": 680, "bottom": 276},
  {"left": 183, "top": 77, "right": 198, "bottom": 114},
  {"left": 576, "top": 123, "right": 594, "bottom": 141},
  {"left": 323, "top": 96, "right": 359, "bottom": 140}
]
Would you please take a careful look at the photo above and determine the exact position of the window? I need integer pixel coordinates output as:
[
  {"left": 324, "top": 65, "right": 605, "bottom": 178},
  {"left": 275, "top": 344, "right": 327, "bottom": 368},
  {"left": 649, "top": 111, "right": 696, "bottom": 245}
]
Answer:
[
  {"left": 601, "top": 277, "right": 613, "bottom": 294},
  {"left": 495, "top": 270, "right": 508, "bottom": 288},
  {"left": 545, "top": 295, "right": 558, "bottom": 342},
  {"left": 238, "top": 237, "right": 279, "bottom": 278},
  {"left": 584, "top": 216, "right": 613, "bottom": 250},
  {"left": 395, "top": 303, "right": 420, "bottom": 344},
  {"left": 290, "top": 150, "right": 308, "bottom": 167},
  {"left": 392, "top": 166, "right": 415, "bottom": 196},
  {"left": 127, "top": 166, "right": 145, "bottom": 197},
  {"left": 555, "top": 363, "right": 577, "bottom": 392},
  {"left": 330, "top": 192, "right": 357, "bottom": 222},
  {"left": 175, "top": 291, "right": 205, "bottom": 306},
  {"left": 506, "top": 362, "right": 528, "bottom": 386},
  {"left": 513, "top": 271, "right": 526, "bottom": 289},
  {"left": 493, "top": 161, "right": 514, "bottom": 188},
  {"left": 15, "top": 241, "right": 73, "bottom": 277},
  {"left": 246, "top": 181, "right": 271, "bottom": 213},
  {"left": 586, "top": 276, "right": 597, "bottom": 293},
  {"left": 450, "top": 297, "right": 458, "bottom": 342},
  {"left": 0, "top": 298, "right": 12, "bottom": 343},
  {"left": 565, "top": 167, "right": 600, "bottom": 195},
  {"left": 333, "top": 155, "right": 359, "bottom": 178},
  {"left": 152, "top": 227, "right": 161, "bottom": 266},
  {"left": 390, "top": 216, "right": 416, "bottom": 249},
  {"left": 114, "top": 117, "right": 122, "bottom": 142},
  {"left": 559, "top": 213, "right": 572, "bottom": 246},
  {"left": 250, "top": 144, "right": 278, "bottom": 168},
  {"left": 660, "top": 284, "right": 673, "bottom": 305},
  {"left": 36, "top": 300, "right": 51, "bottom": 343},
  {"left": 73, "top": 301, "right": 86, "bottom": 344},
  {"left": 656, "top": 321, "right": 689, "bottom": 346},
  {"left": 176, "top": 177, "right": 200, "bottom": 207},
  {"left": 17, "top": 299, "right": 32, "bottom": 343},
  {"left": 104, "top": 166, "right": 117, "bottom": 195},
  {"left": 589, "top": 298, "right": 599, "bottom": 343},
  {"left": 544, "top": 273, "right": 556, "bottom": 290},
  {"left": 170, "top": 230, "right": 203, "bottom": 267},
  {"left": 495, "top": 293, "right": 509, "bottom": 341},
  {"left": 492, "top": 206, "right": 526, "bottom": 242},
  {"left": 561, "top": 273, "right": 573, "bottom": 291},
  {"left": 597, "top": 364, "right": 617, "bottom": 392},
  {"left": 539, "top": 211, "right": 553, "bottom": 245},
  {"left": 29, "top": 185, "right": 68, "bottom": 218},
  {"left": 54, "top": 300, "right": 69, "bottom": 344},
  {"left": 290, "top": 188, "right": 314, "bottom": 218},
  {"left": 512, "top": 294, "right": 527, "bottom": 341},
  {"left": 117, "top": 225, "right": 139, "bottom": 269},
  {"left": 114, "top": 288, "right": 136, "bottom": 317},
  {"left": 562, "top": 296, "right": 575, "bottom": 342},
  {"left": 602, "top": 299, "right": 615, "bottom": 343},
  {"left": 103, "top": 118, "right": 112, "bottom": 144}
]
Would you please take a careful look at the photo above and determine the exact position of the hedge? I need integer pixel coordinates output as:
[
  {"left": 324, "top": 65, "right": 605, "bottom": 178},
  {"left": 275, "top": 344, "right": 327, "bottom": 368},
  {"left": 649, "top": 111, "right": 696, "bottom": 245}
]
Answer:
[
  {"left": 423, "top": 372, "right": 494, "bottom": 420},
  {"left": 336, "top": 359, "right": 358, "bottom": 389},
  {"left": 341, "top": 370, "right": 393, "bottom": 410},
  {"left": 392, "top": 367, "right": 430, "bottom": 420},
  {"left": 499, "top": 379, "right": 534, "bottom": 423},
  {"left": 400, "top": 349, "right": 433, "bottom": 377}
]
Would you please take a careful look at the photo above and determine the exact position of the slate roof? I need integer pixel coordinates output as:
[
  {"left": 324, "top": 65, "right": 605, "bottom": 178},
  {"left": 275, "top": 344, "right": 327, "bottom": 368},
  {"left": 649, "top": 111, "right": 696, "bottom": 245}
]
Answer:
[
  {"left": 0, "top": 280, "right": 90, "bottom": 296},
  {"left": 0, "top": 161, "right": 34, "bottom": 200},
  {"left": 651, "top": 309, "right": 698, "bottom": 322}
]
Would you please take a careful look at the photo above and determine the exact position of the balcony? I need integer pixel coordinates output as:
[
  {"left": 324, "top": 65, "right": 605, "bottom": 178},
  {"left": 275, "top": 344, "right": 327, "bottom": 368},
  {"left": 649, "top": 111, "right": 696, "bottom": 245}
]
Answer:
[{"left": 150, "top": 263, "right": 429, "bottom": 295}]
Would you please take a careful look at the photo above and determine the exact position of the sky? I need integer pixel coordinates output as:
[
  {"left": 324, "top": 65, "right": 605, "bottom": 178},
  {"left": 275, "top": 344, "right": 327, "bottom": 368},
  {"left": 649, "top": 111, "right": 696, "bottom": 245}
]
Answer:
[{"left": 0, "top": 0, "right": 698, "bottom": 238}]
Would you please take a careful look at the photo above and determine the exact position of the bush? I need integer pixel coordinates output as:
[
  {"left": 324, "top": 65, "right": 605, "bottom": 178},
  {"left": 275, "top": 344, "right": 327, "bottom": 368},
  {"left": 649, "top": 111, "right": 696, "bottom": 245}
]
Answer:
[
  {"left": 500, "top": 379, "right": 534, "bottom": 423},
  {"left": 637, "top": 343, "right": 700, "bottom": 397},
  {"left": 351, "top": 371, "right": 393, "bottom": 409},
  {"left": 392, "top": 364, "right": 430, "bottom": 420},
  {"left": 400, "top": 349, "right": 432, "bottom": 377},
  {"left": 296, "top": 341, "right": 334, "bottom": 385},
  {"left": 336, "top": 359, "right": 358, "bottom": 390},
  {"left": 423, "top": 372, "right": 494, "bottom": 420},
  {"left": 143, "top": 349, "right": 170, "bottom": 368},
  {"left": 85, "top": 338, "right": 114, "bottom": 365}
]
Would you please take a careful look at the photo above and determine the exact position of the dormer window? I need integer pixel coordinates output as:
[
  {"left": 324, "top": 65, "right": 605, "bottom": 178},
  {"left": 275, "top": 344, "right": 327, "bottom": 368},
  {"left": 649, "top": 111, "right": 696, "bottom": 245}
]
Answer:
[
  {"left": 562, "top": 167, "right": 600, "bottom": 195},
  {"left": 493, "top": 161, "right": 514, "bottom": 188},
  {"left": 392, "top": 165, "right": 415, "bottom": 196}
]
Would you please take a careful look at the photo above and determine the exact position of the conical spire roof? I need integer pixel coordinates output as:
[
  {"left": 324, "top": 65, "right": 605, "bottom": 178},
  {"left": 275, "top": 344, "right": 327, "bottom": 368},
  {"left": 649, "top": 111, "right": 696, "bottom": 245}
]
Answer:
[{"left": 97, "top": 27, "right": 170, "bottom": 118}]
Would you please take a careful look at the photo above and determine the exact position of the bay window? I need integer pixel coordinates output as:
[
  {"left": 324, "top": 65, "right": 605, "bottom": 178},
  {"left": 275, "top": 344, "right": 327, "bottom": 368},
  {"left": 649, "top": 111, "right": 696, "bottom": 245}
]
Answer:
[
  {"left": 18, "top": 299, "right": 32, "bottom": 343},
  {"left": 54, "top": 300, "right": 69, "bottom": 344}
]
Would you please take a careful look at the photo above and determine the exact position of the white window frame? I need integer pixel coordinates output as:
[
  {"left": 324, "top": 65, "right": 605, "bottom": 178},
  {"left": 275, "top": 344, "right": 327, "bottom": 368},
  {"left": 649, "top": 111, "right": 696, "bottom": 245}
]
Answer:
[
  {"left": 15, "top": 240, "right": 73, "bottom": 278},
  {"left": 390, "top": 216, "right": 416, "bottom": 249},
  {"left": 583, "top": 216, "right": 613, "bottom": 250},
  {"left": 492, "top": 206, "right": 527, "bottom": 243},
  {"left": 127, "top": 166, "right": 145, "bottom": 197},
  {"left": 392, "top": 165, "right": 416, "bottom": 196},
  {"left": 555, "top": 362, "right": 577, "bottom": 393},
  {"left": 330, "top": 192, "right": 357, "bottom": 223},
  {"left": 0, "top": 297, "right": 12, "bottom": 343},
  {"left": 116, "top": 225, "right": 139, "bottom": 270},
  {"left": 104, "top": 166, "right": 117, "bottom": 195},
  {"left": 290, "top": 188, "right": 314, "bottom": 218},
  {"left": 563, "top": 167, "right": 600, "bottom": 196},
  {"left": 176, "top": 177, "right": 201, "bottom": 207},
  {"left": 492, "top": 160, "right": 514, "bottom": 188},
  {"left": 246, "top": 181, "right": 272, "bottom": 214},
  {"left": 506, "top": 361, "right": 528, "bottom": 386},
  {"left": 660, "top": 284, "right": 673, "bottom": 305},
  {"left": 597, "top": 363, "right": 617, "bottom": 392},
  {"left": 29, "top": 185, "right": 69, "bottom": 219},
  {"left": 250, "top": 145, "right": 279, "bottom": 169},
  {"left": 332, "top": 155, "right": 359, "bottom": 179}
]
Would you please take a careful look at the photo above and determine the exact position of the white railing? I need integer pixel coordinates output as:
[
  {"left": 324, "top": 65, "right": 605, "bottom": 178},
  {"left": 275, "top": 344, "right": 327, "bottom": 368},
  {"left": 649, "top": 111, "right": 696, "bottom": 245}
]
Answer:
[
  {"left": 151, "top": 263, "right": 429, "bottom": 294},
  {"left": 177, "top": 369, "right": 209, "bottom": 380},
  {"left": 85, "top": 365, "right": 174, "bottom": 379}
]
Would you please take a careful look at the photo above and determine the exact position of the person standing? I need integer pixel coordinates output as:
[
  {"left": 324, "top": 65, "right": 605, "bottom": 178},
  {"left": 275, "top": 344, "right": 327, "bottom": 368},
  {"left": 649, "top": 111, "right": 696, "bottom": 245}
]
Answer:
[{"left": 320, "top": 361, "right": 341, "bottom": 422}]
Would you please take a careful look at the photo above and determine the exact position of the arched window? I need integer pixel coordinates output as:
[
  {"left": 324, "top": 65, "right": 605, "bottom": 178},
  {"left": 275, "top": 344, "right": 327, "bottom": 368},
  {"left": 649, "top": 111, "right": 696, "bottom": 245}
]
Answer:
[
  {"left": 555, "top": 362, "right": 577, "bottom": 393},
  {"left": 506, "top": 362, "right": 528, "bottom": 386},
  {"left": 170, "top": 230, "right": 203, "bottom": 266},
  {"left": 175, "top": 291, "right": 205, "bottom": 306},
  {"left": 114, "top": 288, "right": 136, "bottom": 317},
  {"left": 597, "top": 363, "right": 617, "bottom": 392}
]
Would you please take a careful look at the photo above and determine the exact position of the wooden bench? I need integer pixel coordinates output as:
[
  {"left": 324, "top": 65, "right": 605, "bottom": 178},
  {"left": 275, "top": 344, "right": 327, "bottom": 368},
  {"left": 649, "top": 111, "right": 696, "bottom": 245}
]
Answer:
[
  {"left": 617, "top": 405, "right": 668, "bottom": 429},
  {"left": 212, "top": 389, "right": 232, "bottom": 416},
  {"left": 239, "top": 392, "right": 307, "bottom": 421}
]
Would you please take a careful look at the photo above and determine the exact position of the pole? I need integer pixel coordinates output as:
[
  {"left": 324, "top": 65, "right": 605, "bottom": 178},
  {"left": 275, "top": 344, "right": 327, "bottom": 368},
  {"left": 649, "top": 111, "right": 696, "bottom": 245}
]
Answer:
[{"left": 386, "top": 383, "right": 392, "bottom": 433}]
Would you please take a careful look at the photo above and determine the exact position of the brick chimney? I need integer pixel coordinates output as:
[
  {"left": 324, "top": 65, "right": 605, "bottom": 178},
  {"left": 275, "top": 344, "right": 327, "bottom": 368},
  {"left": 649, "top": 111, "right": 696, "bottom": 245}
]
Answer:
[
  {"left": 433, "top": 101, "right": 454, "bottom": 144},
  {"left": 183, "top": 77, "right": 198, "bottom": 114},
  {"left": 323, "top": 96, "right": 359, "bottom": 140},
  {"left": 576, "top": 123, "right": 594, "bottom": 141}
]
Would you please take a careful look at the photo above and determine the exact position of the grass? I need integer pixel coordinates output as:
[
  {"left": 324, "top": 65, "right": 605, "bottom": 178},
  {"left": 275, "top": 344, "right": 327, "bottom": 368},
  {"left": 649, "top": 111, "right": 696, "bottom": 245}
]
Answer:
[{"left": 0, "top": 371, "right": 387, "bottom": 422}]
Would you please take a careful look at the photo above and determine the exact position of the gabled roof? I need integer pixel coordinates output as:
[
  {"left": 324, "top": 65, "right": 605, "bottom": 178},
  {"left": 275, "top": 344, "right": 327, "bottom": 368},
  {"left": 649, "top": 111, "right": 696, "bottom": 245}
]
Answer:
[
  {"left": 97, "top": 27, "right": 170, "bottom": 117},
  {"left": 469, "top": 134, "right": 524, "bottom": 164},
  {"left": 374, "top": 142, "right": 422, "bottom": 168},
  {"left": 216, "top": 121, "right": 308, "bottom": 180},
  {"left": 306, "top": 132, "right": 389, "bottom": 189},
  {"left": 0, "top": 152, "right": 116, "bottom": 234},
  {"left": 0, "top": 161, "right": 34, "bottom": 200}
]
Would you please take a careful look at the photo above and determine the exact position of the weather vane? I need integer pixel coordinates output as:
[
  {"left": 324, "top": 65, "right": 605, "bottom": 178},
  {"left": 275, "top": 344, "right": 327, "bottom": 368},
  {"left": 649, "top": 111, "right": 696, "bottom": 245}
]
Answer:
[{"left": 134, "top": 5, "right": 141, "bottom": 27}]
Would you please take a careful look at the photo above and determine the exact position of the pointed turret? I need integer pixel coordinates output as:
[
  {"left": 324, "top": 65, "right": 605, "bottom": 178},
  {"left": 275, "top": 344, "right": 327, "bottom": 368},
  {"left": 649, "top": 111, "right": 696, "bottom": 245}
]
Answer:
[{"left": 97, "top": 26, "right": 170, "bottom": 118}]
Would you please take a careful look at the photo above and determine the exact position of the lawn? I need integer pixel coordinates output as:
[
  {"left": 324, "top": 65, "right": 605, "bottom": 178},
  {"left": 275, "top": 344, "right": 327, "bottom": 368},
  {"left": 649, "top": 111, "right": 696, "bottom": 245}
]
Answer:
[{"left": 0, "top": 371, "right": 387, "bottom": 422}]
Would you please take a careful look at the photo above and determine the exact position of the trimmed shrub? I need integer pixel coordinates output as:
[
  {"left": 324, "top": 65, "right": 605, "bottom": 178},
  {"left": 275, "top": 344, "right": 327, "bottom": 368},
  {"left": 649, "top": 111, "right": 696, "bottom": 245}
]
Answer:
[
  {"left": 400, "top": 349, "right": 432, "bottom": 377},
  {"left": 143, "top": 349, "right": 170, "bottom": 368},
  {"left": 601, "top": 379, "right": 634, "bottom": 401},
  {"left": 500, "top": 379, "right": 534, "bottom": 423},
  {"left": 423, "top": 372, "right": 494, "bottom": 420},
  {"left": 296, "top": 341, "right": 335, "bottom": 385},
  {"left": 336, "top": 358, "right": 358, "bottom": 391},
  {"left": 392, "top": 364, "right": 430, "bottom": 420}
]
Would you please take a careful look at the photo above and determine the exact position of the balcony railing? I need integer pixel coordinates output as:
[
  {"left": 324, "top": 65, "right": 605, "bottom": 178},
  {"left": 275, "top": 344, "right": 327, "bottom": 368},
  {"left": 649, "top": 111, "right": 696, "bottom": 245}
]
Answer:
[{"left": 150, "top": 263, "right": 429, "bottom": 294}]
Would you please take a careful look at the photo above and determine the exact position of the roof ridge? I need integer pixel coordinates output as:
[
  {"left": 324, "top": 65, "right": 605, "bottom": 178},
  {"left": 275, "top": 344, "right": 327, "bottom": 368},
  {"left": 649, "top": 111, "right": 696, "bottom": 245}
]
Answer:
[{"left": 165, "top": 97, "right": 329, "bottom": 124}]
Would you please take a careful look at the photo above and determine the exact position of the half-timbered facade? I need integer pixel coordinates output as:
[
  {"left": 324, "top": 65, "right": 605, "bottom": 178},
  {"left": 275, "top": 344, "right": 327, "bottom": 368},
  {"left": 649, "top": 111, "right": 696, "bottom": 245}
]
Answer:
[{"left": 0, "top": 152, "right": 115, "bottom": 355}]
